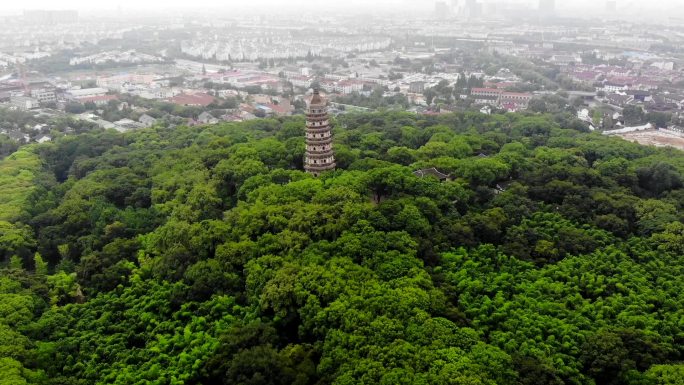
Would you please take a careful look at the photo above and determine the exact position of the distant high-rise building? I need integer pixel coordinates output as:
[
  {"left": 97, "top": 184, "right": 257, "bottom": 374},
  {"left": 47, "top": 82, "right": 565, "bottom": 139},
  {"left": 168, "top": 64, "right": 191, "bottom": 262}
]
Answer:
[
  {"left": 539, "top": 0, "right": 556, "bottom": 14},
  {"left": 304, "top": 90, "right": 335, "bottom": 176},
  {"left": 451, "top": 0, "right": 465, "bottom": 17},
  {"left": 450, "top": 0, "right": 462, "bottom": 16},
  {"left": 453, "top": 0, "right": 481, "bottom": 19},
  {"left": 434, "top": 1, "right": 450, "bottom": 18},
  {"left": 606, "top": 1, "right": 617, "bottom": 12},
  {"left": 466, "top": 0, "right": 481, "bottom": 18}
]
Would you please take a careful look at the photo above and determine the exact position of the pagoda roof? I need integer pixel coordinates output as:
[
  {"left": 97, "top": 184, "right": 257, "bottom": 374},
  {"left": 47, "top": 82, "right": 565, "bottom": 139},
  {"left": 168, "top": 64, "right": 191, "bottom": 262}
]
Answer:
[
  {"left": 413, "top": 168, "right": 450, "bottom": 180},
  {"left": 310, "top": 89, "right": 325, "bottom": 106}
]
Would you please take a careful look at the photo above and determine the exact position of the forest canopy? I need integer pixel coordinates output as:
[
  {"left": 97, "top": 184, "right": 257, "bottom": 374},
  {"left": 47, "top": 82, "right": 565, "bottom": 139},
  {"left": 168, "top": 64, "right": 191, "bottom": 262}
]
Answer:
[{"left": 0, "top": 110, "right": 682, "bottom": 385}]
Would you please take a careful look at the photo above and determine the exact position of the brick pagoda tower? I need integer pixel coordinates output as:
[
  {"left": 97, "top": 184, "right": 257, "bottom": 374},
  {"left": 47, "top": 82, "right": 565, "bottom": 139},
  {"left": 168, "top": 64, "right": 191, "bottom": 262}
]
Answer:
[{"left": 304, "top": 89, "right": 335, "bottom": 176}]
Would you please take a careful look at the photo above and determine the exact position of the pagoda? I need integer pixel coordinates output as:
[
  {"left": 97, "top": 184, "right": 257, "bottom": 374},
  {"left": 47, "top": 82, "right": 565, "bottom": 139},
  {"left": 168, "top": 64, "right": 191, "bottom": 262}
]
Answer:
[{"left": 304, "top": 89, "right": 335, "bottom": 176}]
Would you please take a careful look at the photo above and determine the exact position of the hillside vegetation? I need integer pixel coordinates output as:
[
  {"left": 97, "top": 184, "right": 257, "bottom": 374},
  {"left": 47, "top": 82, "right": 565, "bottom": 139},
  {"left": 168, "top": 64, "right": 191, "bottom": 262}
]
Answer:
[
  {"left": 0, "top": 149, "right": 42, "bottom": 222},
  {"left": 0, "top": 111, "right": 683, "bottom": 385}
]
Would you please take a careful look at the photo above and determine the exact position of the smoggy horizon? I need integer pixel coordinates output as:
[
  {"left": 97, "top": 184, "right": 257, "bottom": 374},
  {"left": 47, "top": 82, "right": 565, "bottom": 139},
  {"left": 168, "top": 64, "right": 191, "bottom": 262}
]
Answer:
[{"left": 1, "top": 0, "right": 683, "bottom": 21}]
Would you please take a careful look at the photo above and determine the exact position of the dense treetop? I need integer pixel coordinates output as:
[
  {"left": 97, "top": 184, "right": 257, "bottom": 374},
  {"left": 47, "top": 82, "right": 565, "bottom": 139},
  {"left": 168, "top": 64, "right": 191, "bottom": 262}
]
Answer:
[{"left": 0, "top": 111, "right": 682, "bottom": 385}]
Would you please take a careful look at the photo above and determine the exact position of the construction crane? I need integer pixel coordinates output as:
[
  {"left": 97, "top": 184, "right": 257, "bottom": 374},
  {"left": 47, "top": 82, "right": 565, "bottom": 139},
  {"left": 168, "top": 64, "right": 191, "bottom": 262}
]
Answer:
[{"left": 15, "top": 61, "right": 29, "bottom": 95}]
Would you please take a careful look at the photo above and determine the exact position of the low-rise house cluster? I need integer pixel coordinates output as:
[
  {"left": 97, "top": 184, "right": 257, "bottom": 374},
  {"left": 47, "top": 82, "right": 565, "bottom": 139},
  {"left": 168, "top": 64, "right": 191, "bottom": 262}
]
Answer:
[{"left": 471, "top": 88, "right": 533, "bottom": 111}]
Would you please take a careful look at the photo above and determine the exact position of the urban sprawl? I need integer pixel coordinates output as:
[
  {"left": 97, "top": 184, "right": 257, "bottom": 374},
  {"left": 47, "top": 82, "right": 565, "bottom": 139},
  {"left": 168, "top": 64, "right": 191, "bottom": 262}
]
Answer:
[{"left": 2, "top": 2, "right": 684, "bottom": 150}]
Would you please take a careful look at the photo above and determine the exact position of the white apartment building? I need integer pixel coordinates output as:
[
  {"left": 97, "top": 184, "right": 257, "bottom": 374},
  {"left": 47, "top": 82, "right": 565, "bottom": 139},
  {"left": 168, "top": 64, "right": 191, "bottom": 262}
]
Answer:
[
  {"left": 30, "top": 88, "right": 57, "bottom": 104},
  {"left": 67, "top": 88, "right": 108, "bottom": 99}
]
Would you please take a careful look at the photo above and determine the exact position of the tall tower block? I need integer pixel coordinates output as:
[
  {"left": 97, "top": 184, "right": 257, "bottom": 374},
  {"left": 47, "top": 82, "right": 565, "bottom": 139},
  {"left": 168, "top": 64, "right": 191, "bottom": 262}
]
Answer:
[{"left": 304, "top": 89, "right": 335, "bottom": 176}]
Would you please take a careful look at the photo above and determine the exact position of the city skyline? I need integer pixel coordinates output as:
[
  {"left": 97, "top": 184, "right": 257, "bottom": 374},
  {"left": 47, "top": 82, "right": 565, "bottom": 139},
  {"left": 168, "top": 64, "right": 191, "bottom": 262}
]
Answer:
[{"left": 2, "top": 0, "right": 684, "bottom": 16}]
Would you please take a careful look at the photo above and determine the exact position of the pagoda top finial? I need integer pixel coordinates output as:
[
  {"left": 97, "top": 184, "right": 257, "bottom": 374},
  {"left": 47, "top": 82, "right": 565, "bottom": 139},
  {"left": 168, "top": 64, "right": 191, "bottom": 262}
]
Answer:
[{"left": 310, "top": 88, "right": 324, "bottom": 106}]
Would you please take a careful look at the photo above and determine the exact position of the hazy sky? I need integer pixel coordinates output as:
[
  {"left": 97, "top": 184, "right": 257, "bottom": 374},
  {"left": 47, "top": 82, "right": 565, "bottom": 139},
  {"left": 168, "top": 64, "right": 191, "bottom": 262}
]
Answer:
[
  {"left": 2, "top": 0, "right": 682, "bottom": 17},
  {"left": 6, "top": 0, "right": 407, "bottom": 10}
]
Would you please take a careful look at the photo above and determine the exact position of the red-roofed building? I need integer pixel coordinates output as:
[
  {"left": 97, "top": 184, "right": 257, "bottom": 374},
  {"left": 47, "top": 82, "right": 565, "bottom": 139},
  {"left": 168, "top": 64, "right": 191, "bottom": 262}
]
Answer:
[
  {"left": 569, "top": 71, "right": 600, "bottom": 84},
  {"left": 263, "top": 103, "right": 293, "bottom": 117},
  {"left": 167, "top": 93, "right": 215, "bottom": 107},
  {"left": 239, "top": 103, "right": 256, "bottom": 114},
  {"left": 471, "top": 88, "right": 503, "bottom": 98},
  {"left": 471, "top": 88, "right": 502, "bottom": 105},
  {"left": 635, "top": 79, "right": 660, "bottom": 91},
  {"left": 471, "top": 88, "right": 532, "bottom": 109},
  {"left": 500, "top": 92, "right": 533, "bottom": 106}
]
